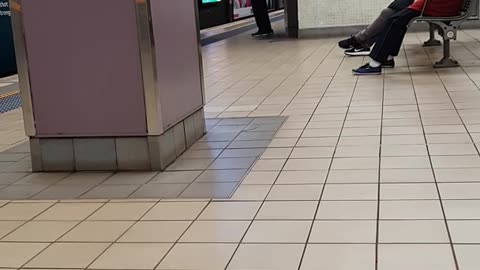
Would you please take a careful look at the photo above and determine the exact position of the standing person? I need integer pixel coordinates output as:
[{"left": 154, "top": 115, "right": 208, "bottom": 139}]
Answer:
[
  {"left": 251, "top": 0, "right": 274, "bottom": 37},
  {"left": 338, "top": 0, "right": 414, "bottom": 56},
  {"left": 352, "top": 0, "right": 464, "bottom": 75}
]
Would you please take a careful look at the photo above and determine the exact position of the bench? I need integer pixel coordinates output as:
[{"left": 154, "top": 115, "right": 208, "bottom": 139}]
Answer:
[{"left": 411, "top": 0, "right": 476, "bottom": 68}]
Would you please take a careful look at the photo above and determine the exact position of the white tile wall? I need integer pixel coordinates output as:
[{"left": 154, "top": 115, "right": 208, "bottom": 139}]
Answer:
[{"left": 298, "top": 0, "right": 392, "bottom": 29}]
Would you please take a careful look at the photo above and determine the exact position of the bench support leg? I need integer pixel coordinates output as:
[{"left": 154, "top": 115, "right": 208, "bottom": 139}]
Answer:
[
  {"left": 423, "top": 24, "right": 442, "bottom": 47},
  {"left": 434, "top": 39, "right": 459, "bottom": 68}
]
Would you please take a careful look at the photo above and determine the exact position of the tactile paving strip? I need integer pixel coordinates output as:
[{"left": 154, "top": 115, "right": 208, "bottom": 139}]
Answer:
[{"left": 0, "top": 92, "right": 22, "bottom": 114}]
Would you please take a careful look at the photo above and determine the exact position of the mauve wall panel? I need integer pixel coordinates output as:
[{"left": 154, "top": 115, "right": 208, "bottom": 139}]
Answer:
[
  {"left": 22, "top": 0, "right": 147, "bottom": 136},
  {"left": 150, "top": 0, "right": 204, "bottom": 129}
]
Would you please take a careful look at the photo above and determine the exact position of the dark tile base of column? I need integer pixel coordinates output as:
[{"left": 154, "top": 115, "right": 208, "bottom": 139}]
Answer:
[{"left": 30, "top": 109, "right": 206, "bottom": 172}]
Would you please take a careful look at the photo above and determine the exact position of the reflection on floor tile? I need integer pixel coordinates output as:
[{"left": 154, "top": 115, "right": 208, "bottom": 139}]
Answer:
[{"left": 0, "top": 117, "right": 285, "bottom": 200}]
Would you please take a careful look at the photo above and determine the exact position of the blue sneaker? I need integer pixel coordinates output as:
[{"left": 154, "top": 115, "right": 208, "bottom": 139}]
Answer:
[
  {"left": 382, "top": 59, "right": 395, "bottom": 68},
  {"left": 352, "top": 63, "right": 382, "bottom": 75}
]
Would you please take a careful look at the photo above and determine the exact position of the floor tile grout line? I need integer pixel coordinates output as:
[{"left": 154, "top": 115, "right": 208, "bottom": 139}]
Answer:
[
  {"left": 404, "top": 45, "right": 460, "bottom": 270},
  {"left": 375, "top": 61, "right": 387, "bottom": 270},
  {"left": 176, "top": 117, "right": 281, "bottom": 199},
  {"left": 151, "top": 200, "right": 212, "bottom": 270},
  {"left": 224, "top": 50, "right": 344, "bottom": 269},
  {"left": 276, "top": 41, "right": 337, "bottom": 117},
  {"left": 296, "top": 54, "right": 360, "bottom": 270},
  {"left": 15, "top": 200, "right": 108, "bottom": 269}
]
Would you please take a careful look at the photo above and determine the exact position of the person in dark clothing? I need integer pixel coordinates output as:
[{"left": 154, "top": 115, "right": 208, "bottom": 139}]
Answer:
[
  {"left": 251, "top": 0, "right": 274, "bottom": 37},
  {"left": 338, "top": 0, "right": 414, "bottom": 56},
  {"left": 352, "top": 0, "right": 464, "bottom": 75}
]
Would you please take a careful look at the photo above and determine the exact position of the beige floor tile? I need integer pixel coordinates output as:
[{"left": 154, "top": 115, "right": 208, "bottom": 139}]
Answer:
[
  {"left": 0, "top": 202, "right": 53, "bottom": 221},
  {"left": 276, "top": 170, "right": 328, "bottom": 184},
  {"left": 455, "top": 244, "right": 480, "bottom": 270},
  {"left": 284, "top": 158, "right": 331, "bottom": 171},
  {"left": 56, "top": 172, "right": 112, "bottom": 186},
  {"left": 90, "top": 243, "right": 171, "bottom": 269},
  {"left": 301, "top": 244, "right": 375, "bottom": 270},
  {"left": 439, "top": 183, "right": 480, "bottom": 199},
  {"left": 431, "top": 155, "right": 480, "bottom": 168},
  {"left": 447, "top": 221, "right": 480, "bottom": 243},
  {"left": 331, "top": 157, "right": 379, "bottom": 169},
  {"left": 327, "top": 169, "right": 378, "bottom": 183},
  {"left": 378, "top": 244, "right": 456, "bottom": 270},
  {"left": 297, "top": 137, "right": 338, "bottom": 147},
  {"left": 243, "top": 220, "right": 310, "bottom": 243},
  {"left": 380, "top": 200, "right": 444, "bottom": 220},
  {"left": 252, "top": 159, "right": 286, "bottom": 171},
  {"left": 443, "top": 200, "right": 480, "bottom": 219},
  {"left": 229, "top": 184, "right": 271, "bottom": 200},
  {"left": 382, "top": 134, "right": 425, "bottom": 145},
  {"left": 435, "top": 168, "right": 480, "bottom": 182},
  {"left": 228, "top": 243, "right": 304, "bottom": 270},
  {"left": 267, "top": 184, "right": 323, "bottom": 200},
  {"left": 59, "top": 221, "right": 132, "bottom": 242},
  {"left": 198, "top": 202, "right": 262, "bottom": 220},
  {"left": 381, "top": 156, "right": 431, "bottom": 169},
  {"left": 322, "top": 184, "right": 377, "bottom": 200},
  {"left": 381, "top": 168, "right": 434, "bottom": 183},
  {"left": 257, "top": 201, "right": 317, "bottom": 220},
  {"left": 12, "top": 172, "right": 69, "bottom": 186},
  {"left": 119, "top": 221, "right": 190, "bottom": 243},
  {"left": 335, "top": 145, "right": 380, "bottom": 158},
  {"left": 149, "top": 171, "right": 202, "bottom": 184},
  {"left": 338, "top": 136, "right": 380, "bottom": 146},
  {"left": 260, "top": 148, "right": 293, "bottom": 159},
  {"left": 428, "top": 143, "right": 478, "bottom": 156},
  {"left": 35, "top": 203, "right": 103, "bottom": 221},
  {"left": 26, "top": 243, "right": 109, "bottom": 268},
  {"left": 101, "top": 172, "right": 158, "bottom": 185},
  {"left": 310, "top": 220, "right": 376, "bottom": 243},
  {"left": 142, "top": 201, "right": 207, "bottom": 220},
  {"left": 158, "top": 243, "right": 237, "bottom": 270},
  {"left": 88, "top": 202, "right": 154, "bottom": 221},
  {"left": 379, "top": 220, "right": 449, "bottom": 243},
  {"left": 316, "top": 201, "right": 378, "bottom": 220},
  {"left": 268, "top": 138, "right": 297, "bottom": 148},
  {"left": 242, "top": 171, "right": 280, "bottom": 185},
  {"left": 3, "top": 221, "right": 77, "bottom": 242},
  {"left": 0, "top": 221, "right": 23, "bottom": 238},
  {"left": 381, "top": 144, "right": 428, "bottom": 157},
  {"left": 381, "top": 183, "right": 439, "bottom": 200},
  {"left": 290, "top": 147, "right": 335, "bottom": 158},
  {"left": 0, "top": 242, "right": 48, "bottom": 268},
  {"left": 180, "top": 220, "right": 250, "bottom": 243}
]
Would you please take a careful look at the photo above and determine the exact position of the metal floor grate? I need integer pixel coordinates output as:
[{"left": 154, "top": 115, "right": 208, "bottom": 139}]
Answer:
[{"left": 0, "top": 92, "right": 22, "bottom": 114}]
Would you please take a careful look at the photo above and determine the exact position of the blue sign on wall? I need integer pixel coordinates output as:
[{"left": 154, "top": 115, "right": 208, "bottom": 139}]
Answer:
[{"left": 0, "top": 0, "right": 17, "bottom": 78}]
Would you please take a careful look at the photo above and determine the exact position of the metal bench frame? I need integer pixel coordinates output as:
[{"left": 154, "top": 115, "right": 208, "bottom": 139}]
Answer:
[{"left": 410, "top": 0, "right": 476, "bottom": 68}]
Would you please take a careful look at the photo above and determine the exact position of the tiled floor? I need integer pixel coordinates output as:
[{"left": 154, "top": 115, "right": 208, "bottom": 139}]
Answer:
[{"left": 3, "top": 21, "right": 480, "bottom": 269}]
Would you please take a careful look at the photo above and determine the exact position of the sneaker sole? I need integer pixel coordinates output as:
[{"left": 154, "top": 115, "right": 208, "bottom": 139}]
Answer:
[
  {"left": 353, "top": 71, "right": 382, "bottom": 75},
  {"left": 345, "top": 51, "right": 371, "bottom": 56}
]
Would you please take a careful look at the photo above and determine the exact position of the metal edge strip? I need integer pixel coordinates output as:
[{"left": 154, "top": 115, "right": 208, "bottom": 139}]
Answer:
[
  {"left": 194, "top": 0, "right": 206, "bottom": 106},
  {"left": 9, "top": 0, "right": 35, "bottom": 136},
  {"left": 134, "top": 0, "right": 162, "bottom": 135}
]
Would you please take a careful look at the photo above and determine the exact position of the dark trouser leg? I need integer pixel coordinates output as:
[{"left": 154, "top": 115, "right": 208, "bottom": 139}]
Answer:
[
  {"left": 252, "top": 0, "right": 272, "bottom": 32},
  {"left": 370, "top": 9, "right": 420, "bottom": 63},
  {"left": 355, "top": 7, "right": 398, "bottom": 47}
]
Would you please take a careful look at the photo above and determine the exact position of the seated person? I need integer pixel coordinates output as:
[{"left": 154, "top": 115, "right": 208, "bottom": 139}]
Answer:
[
  {"left": 339, "top": 0, "right": 413, "bottom": 56},
  {"left": 352, "top": 0, "right": 464, "bottom": 75}
]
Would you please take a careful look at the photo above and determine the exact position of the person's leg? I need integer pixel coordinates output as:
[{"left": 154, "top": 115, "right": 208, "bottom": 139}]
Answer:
[
  {"left": 352, "top": 9, "right": 420, "bottom": 75},
  {"left": 355, "top": 7, "right": 398, "bottom": 47},
  {"left": 369, "top": 9, "right": 420, "bottom": 63},
  {"left": 252, "top": 0, "right": 272, "bottom": 33}
]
